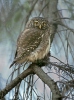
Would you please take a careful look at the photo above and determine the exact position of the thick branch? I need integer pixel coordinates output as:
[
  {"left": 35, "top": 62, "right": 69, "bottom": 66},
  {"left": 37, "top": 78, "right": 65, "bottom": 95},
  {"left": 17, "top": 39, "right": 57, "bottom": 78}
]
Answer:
[
  {"left": 48, "top": 0, "right": 58, "bottom": 22},
  {"left": 0, "top": 67, "right": 33, "bottom": 99},
  {"left": 48, "top": 0, "right": 58, "bottom": 44},
  {"left": 0, "top": 64, "right": 62, "bottom": 100},
  {"left": 31, "top": 64, "right": 62, "bottom": 100}
]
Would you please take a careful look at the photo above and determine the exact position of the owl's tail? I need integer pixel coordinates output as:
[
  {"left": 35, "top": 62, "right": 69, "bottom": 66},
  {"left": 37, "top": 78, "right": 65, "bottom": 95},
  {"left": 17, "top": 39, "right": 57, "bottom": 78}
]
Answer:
[{"left": 9, "top": 61, "right": 16, "bottom": 68}]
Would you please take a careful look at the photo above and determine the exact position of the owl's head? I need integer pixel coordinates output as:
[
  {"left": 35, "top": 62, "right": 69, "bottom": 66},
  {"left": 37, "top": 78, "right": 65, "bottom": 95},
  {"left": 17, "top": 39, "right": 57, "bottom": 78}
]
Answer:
[{"left": 26, "top": 17, "right": 50, "bottom": 30}]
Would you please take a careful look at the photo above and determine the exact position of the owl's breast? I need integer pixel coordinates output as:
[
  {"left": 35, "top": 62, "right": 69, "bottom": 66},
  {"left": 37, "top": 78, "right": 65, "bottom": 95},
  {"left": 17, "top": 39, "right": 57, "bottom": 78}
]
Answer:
[{"left": 28, "top": 35, "right": 50, "bottom": 62}]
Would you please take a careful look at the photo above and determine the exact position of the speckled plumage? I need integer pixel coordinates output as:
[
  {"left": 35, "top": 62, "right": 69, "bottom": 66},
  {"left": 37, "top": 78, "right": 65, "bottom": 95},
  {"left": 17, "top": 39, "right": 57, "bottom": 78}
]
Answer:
[{"left": 10, "top": 17, "right": 54, "bottom": 68}]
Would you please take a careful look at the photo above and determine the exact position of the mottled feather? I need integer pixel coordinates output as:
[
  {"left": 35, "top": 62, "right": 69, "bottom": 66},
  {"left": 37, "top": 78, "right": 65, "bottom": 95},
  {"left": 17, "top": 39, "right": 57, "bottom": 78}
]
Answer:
[{"left": 10, "top": 17, "right": 53, "bottom": 68}]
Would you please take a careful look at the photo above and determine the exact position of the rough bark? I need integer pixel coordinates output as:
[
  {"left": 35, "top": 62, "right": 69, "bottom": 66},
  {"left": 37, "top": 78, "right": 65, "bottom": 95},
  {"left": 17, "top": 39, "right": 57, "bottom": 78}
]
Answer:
[
  {"left": 40, "top": 0, "right": 58, "bottom": 43},
  {"left": 48, "top": 0, "right": 58, "bottom": 44},
  {"left": 32, "top": 65, "right": 62, "bottom": 100},
  {"left": 0, "top": 64, "right": 62, "bottom": 100},
  {"left": 0, "top": 67, "right": 33, "bottom": 99}
]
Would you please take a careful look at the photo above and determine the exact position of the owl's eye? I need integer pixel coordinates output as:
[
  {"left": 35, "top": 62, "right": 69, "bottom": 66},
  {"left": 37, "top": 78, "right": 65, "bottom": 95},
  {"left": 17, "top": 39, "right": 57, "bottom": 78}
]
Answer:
[
  {"left": 42, "top": 22, "right": 46, "bottom": 26},
  {"left": 34, "top": 21, "right": 39, "bottom": 26},
  {"left": 41, "top": 21, "right": 47, "bottom": 29}
]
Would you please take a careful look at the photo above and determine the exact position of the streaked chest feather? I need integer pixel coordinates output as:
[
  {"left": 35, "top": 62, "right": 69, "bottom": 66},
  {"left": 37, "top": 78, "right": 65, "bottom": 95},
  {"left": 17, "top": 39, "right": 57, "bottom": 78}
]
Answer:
[{"left": 28, "top": 37, "right": 50, "bottom": 62}]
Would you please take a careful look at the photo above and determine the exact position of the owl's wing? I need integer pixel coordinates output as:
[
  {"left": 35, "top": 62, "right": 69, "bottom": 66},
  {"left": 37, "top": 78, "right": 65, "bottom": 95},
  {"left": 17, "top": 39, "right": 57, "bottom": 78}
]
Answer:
[
  {"left": 10, "top": 28, "right": 43, "bottom": 68},
  {"left": 17, "top": 28, "right": 43, "bottom": 57}
]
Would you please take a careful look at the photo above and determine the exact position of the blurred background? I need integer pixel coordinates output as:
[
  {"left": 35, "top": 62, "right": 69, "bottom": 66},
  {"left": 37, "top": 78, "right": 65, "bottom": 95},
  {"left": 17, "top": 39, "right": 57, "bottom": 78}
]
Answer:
[{"left": 0, "top": 0, "right": 74, "bottom": 100}]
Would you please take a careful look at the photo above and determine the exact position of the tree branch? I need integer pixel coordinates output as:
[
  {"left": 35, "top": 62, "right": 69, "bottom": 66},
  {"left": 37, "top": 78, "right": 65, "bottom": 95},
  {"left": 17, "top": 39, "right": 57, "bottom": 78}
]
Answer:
[
  {"left": 48, "top": 0, "right": 58, "bottom": 44},
  {"left": 48, "top": 0, "right": 58, "bottom": 22},
  {"left": 0, "top": 67, "right": 33, "bottom": 99},
  {"left": 31, "top": 64, "right": 62, "bottom": 100},
  {"left": 49, "top": 61, "right": 74, "bottom": 74},
  {"left": 0, "top": 64, "right": 62, "bottom": 100},
  {"left": 25, "top": 0, "right": 38, "bottom": 24}
]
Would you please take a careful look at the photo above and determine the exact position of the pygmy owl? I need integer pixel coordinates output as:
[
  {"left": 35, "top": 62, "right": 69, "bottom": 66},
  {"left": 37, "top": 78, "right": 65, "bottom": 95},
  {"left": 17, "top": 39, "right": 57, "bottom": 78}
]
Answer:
[{"left": 10, "top": 17, "right": 54, "bottom": 68}]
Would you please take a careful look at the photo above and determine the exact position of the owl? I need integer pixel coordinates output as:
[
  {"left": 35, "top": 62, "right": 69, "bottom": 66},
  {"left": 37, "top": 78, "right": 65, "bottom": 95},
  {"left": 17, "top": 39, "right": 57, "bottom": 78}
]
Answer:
[{"left": 10, "top": 17, "right": 54, "bottom": 68}]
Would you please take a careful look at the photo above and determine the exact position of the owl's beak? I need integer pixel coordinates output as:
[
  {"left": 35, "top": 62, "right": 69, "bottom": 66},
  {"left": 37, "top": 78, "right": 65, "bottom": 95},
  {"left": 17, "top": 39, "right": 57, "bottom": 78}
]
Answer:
[{"left": 39, "top": 24, "right": 41, "bottom": 29}]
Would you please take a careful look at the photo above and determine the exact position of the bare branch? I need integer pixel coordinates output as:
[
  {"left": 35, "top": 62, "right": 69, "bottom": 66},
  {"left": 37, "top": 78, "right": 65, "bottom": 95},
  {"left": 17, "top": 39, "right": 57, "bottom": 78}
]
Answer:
[
  {"left": 0, "top": 64, "right": 62, "bottom": 100},
  {"left": 0, "top": 67, "right": 33, "bottom": 99},
  {"left": 31, "top": 64, "right": 62, "bottom": 100},
  {"left": 49, "top": 61, "right": 74, "bottom": 74},
  {"left": 25, "top": 0, "right": 38, "bottom": 24},
  {"left": 52, "top": 19, "right": 74, "bottom": 33}
]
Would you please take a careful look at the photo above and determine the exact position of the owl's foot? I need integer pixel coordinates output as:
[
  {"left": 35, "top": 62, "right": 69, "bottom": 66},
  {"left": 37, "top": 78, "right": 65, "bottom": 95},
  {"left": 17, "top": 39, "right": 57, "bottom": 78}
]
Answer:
[
  {"left": 33, "top": 60, "right": 46, "bottom": 67},
  {"left": 33, "top": 53, "right": 50, "bottom": 67}
]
